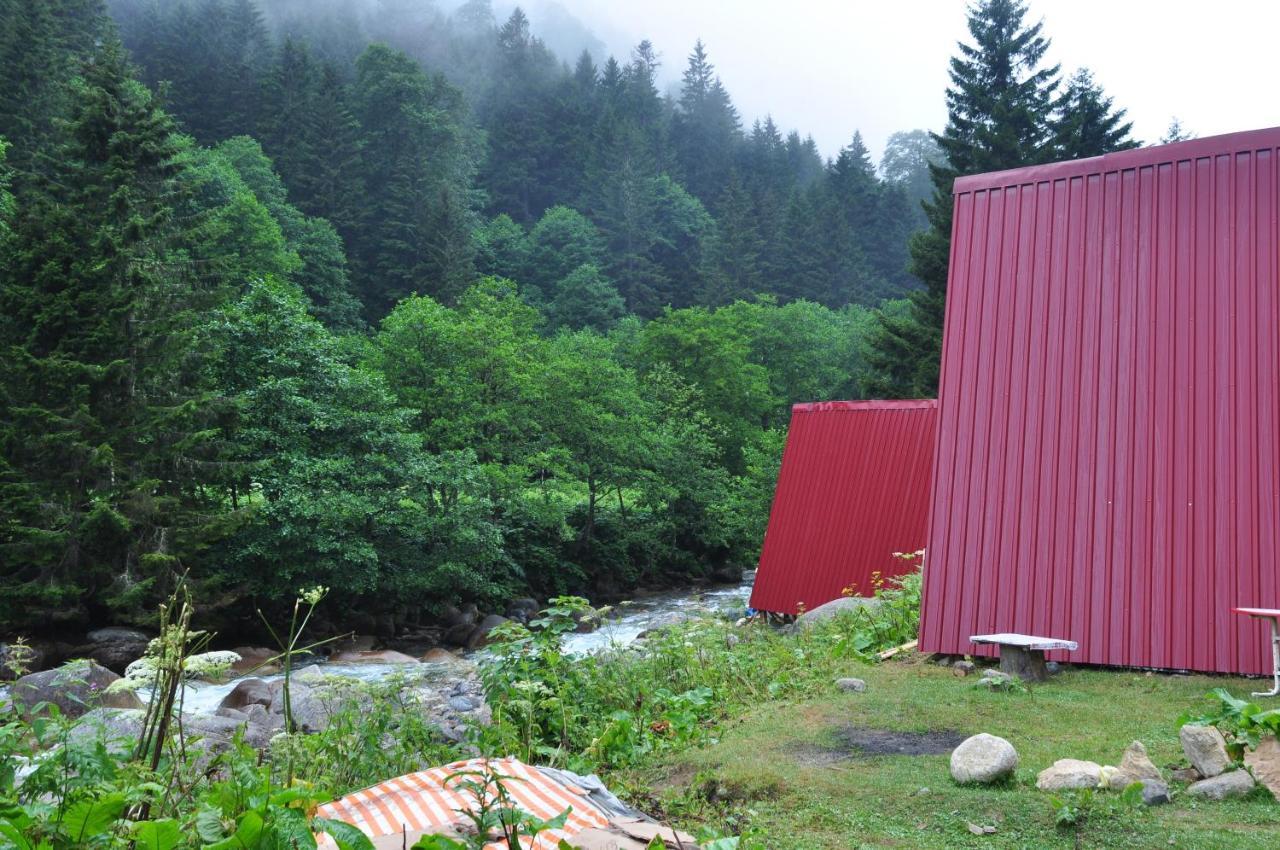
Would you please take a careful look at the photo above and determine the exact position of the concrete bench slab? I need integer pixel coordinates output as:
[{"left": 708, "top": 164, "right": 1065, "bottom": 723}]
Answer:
[{"left": 969, "top": 633, "right": 1078, "bottom": 682}]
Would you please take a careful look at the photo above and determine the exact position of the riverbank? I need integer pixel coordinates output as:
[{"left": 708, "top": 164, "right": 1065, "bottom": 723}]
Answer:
[{"left": 4, "top": 573, "right": 1276, "bottom": 848}]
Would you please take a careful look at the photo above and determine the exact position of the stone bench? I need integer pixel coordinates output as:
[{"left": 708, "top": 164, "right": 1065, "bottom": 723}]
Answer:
[{"left": 969, "top": 633, "right": 1078, "bottom": 682}]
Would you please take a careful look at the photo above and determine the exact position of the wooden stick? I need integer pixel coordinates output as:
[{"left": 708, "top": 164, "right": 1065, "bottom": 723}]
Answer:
[{"left": 878, "top": 639, "right": 918, "bottom": 661}]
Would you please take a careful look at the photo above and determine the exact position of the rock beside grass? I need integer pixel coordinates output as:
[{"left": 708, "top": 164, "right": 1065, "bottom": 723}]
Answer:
[
  {"left": 950, "top": 733, "right": 1018, "bottom": 784},
  {"left": 1138, "top": 780, "right": 1171, "bottom": 806},
  {"left": 951, "top": 660, "right": 975, "bottom": 676},
  {"left": 797, "top": 596, "right": 880, "bottom": 627},
  {"left": 1244, "top": 735, "right": 1280, "bottom": 801},
  {"left": 1105, "top": 741, "right": 1163, "bottom": 788},
  {"left": 1036, "top": 759, "right": 1103, "bottom": 791},
  {"left": 835, "top": 677, "right": 866, "bottom": 693},
  {"left": 1180, "top": 724, "right": 1230, "bottom": 779},
  {"left": 1186, "top": 769, "right": 1255, "bottom": 800}
]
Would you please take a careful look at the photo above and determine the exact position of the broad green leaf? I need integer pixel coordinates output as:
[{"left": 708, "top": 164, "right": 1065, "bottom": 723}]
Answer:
[
  {"left": 0, "top": 820, "right": 34, "bottom": 850},
  {"left": 196, "top": 807, "right": 228, "bottom": 843},
  {"left": 133, "top": 819, "right": 183, "bottom": 850},
  {"left": 62, "top": 792, "right": 127, "bottom": 842},
  {"left": 312, "top": 818, "right": 375, "bottom": 850},
  {"left": 205, "top": 810, "right": 264, "bottom": 850}
]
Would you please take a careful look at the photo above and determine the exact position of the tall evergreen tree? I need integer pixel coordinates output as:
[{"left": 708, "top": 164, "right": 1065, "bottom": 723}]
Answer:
[
  {"left": 866, "top": 0, "right": 1060, "bottom": 396},
  {"left": 672, "top": 40, "right": 741, "bottom": 205},
  {"left": 1051, "top": 68, "right": 1138, "bottom": 159},
  {"left": 351, "top": 43, "right": 479, "bottom": 314},
  {"left": 0, "top": 43, "right": 222, "bottom": 624}
]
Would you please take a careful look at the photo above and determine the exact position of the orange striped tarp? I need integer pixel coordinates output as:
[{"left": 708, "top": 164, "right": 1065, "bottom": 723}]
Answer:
[{"left": 315, "top": 757, "right": 610, "bottom": 849}]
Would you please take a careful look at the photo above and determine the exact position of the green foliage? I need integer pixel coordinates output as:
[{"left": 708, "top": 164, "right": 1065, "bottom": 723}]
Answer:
[
  {"left": 475, "top": 577, "right": 923, "bottom": 775},
  {"left": 1179, "top": 687, "right": 1280, "bottom": 761}
]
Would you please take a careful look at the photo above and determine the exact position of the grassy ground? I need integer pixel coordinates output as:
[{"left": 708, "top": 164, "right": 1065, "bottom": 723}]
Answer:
[{"left": 617, "top": 654, "right": 1280, "bottom": 848}]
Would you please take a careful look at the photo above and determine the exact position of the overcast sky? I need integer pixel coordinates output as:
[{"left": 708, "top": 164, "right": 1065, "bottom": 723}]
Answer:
[{"left": 530, "top": 0, "right": 1280, "bottom": 164}]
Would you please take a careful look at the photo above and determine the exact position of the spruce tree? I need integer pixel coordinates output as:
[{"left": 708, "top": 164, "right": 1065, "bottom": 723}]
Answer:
[
  {"left": 672, "top": 41, "right": 742, "bottom": 205},
  {"left": 1051, "top": 68, "right": 1138, "bottom": 159},
  {"left": 0, "top": 43, "right": 222, "bottom": 625},
  {"left": 866, "top": 0, "right": 1060, "bottom": 396}
]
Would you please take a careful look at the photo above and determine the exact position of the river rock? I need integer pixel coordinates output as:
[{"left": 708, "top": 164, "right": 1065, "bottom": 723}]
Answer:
[
  {"left": 1180, "top": 724, "right": 1231, "bottom": 779},
  {"left": 443, "top": 622, "right": 478, "bottom": 647},
  {"left": 68, "top": 707, "right": 145, "bottom": 749},
  {"left": 466, "top": 615, "right": 510, "bottom": 650},
  {"left": 13, "top": 660, "right": 143, "bottom": 718},
  {"left": 421, "top": 647, "right": 458, "bottom": 663},
  {"left": 83, "top": 627, "right": 151, "bottom": 674},
  {"left": 835, "top": 677, "right": 867, "bottom": 693},
  {"left": 1170, "top": 767, "right": 1202, "bottom": 783},
  {"left": 218, "top": 677, "right": 274, "bottom": 712},
  {"left": 1106, "top": 741, "right": 1164, "bottom": 788},
  {"left": 950, "top": 733, "right": 1018, "bottom": 784},
  {"left": 504, "top": 598, "right": 540, "bottom": 624},
  {"left": 328, "top": 649, "right": 419, "bottom": 665},
  {"left": 1037, "top": 759, "right": 1104, "bottom": 791},
  {"left": 443, "top": 603, "right": 479, "bottom": 629},
  {"left": 229, "top": 646, "right": 279, "bottom": 677},
  {"left": 1244, "top": 735, "right": 1280, "bottom": 801},
  {"left": 268, "top": 680, "right": 331, "bottom": 733},
  {"left": 332, "top": 634, "right": 379, "bottom": 653},
  {"left": 1187, "top": 769, "right": 1255, "bottom": 800},
  {"left": 797, "top": 596, "right": 880, "bottom": 627}
]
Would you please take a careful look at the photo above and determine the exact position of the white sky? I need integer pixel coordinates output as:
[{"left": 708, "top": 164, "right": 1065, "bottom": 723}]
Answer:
[{"left": 543, "top": 0, "right": 1280, "bottom": 163}]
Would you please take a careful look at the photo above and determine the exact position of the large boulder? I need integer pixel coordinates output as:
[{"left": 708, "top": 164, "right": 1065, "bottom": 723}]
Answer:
[
  {"left": 504, "top": 598, "right": 540, "bottom": 624},
  {"left": 218, "top": 678, "right": 274, "bottom": 712},
  {"left": 1180, "top": 724, "right": 1231, "bottom": 779},
  {"left": 421, "top": 647, "right": 459, "bottom": 664},
  {"left": 229, "top": 646, "right": 279, "bottom": 677},
  {"left": 1036, "top": 759, "right": 1103, "bottom": 791},
  {"left": 1186, "top": 769, "right": 1255, "bottom": 800},
  {"left": 328, "top": 649, "right": 419, "bottom": 665},
  {"left": 1106, "top": 741, "right": 1164, "bottom": 789},
  {"left": 465, "top": 615, "right": 511, "bottom": 650},
  {"left": 82, "top": 628, "right": 151, "bottom": 674},
  {"left": 797, "top": 596, "right": 880, "bottom": 628},
  {"left": 950, "top": 733, "right": 1018, "bottom": 784},
  {"left": 1244, "top": 735, "right": 1280, "bottom": 801},
  {"left": 13, "top": 660, "right": 143, "bottom": 718},
  {"left": 68, "top": 707, "right": 145, "bottom": 749},
  {"left": 267, "top": 680, "right": 331, "bottom": 733}
]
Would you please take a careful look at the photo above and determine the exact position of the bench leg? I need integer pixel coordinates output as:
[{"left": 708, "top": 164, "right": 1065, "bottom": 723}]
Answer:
[
  {"left": 1253, "top": 618, "right": 1280, "bottom": 698},
  {"left": 1000, "top": 646, "right": 1049, "bottom": 682}
]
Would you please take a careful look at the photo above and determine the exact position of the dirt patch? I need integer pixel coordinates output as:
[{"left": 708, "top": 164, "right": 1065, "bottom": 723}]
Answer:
[{"left": 792, "top": 724, "right": 967, "bottom": 766}]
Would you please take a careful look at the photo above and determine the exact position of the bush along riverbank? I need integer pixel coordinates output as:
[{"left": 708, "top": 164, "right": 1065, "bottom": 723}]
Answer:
[{"left": 0, "top": 575, "right": 925, "bottom": 847}]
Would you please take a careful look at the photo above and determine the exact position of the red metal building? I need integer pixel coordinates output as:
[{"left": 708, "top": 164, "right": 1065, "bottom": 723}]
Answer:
[
  {"left": 750, "top": 400, "right": 937, "bottom": 615},
  {"left": 919, "top": 127, "right": 1280, "bottom": 675}
]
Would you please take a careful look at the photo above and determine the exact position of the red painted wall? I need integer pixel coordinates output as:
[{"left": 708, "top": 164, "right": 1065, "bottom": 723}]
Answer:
[
  {"left": 920, "top": 127, "right": 1280, "bottom": 674},
  {"left": 750, "top": 400, "right": 936, "bottom": 615}
]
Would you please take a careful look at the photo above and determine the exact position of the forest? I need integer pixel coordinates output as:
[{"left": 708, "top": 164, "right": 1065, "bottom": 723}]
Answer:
[{"left": 0, "top": 0, "right": 1138, "bottom": 636}]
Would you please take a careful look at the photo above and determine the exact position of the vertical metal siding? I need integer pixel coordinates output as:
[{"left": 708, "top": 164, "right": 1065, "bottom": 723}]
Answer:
[
  {"left": 750, "top": 400, "right": 937, "bottom": 615},
  {"left": 920, "top": 127, "right": 1280, "bottom": 675}
]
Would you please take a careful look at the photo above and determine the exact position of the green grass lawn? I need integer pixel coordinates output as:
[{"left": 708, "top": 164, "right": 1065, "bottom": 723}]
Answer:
[{"left": 618, "top": 655, "right": 1280, "bottom": 848}]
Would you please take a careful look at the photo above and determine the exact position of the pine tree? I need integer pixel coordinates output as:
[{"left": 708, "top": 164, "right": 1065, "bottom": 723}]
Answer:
[
  {"left": 1051, "top": 68, "right": 1138, "bottom": 160},
  {"left": 0, "top": 43, "right": 222, "bottom": 625},
  {"left": 0, "top": 0, "right": 110, "bottom": 179},
  {"left": 351, "top": 43, "right": 479, "bottom": 314},
  {"left": 672, "top": 40, "right": 742, "bottom": 204},
  {"left": 867, "top": 0, "right": 1060, "bottom": 396}
]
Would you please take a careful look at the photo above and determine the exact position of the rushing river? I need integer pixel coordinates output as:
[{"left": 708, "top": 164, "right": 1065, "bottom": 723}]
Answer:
[{"left": 170, "top": 574, "right": 755, "bottom": 716}]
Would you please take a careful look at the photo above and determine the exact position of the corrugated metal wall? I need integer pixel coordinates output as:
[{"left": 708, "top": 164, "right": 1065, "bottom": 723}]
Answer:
[
  {"left": 750, "top": 400, "right": 937, "bottom": 615},
  {"left": 920, "top": 127, "right": 1280, "bottom": 675}
]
